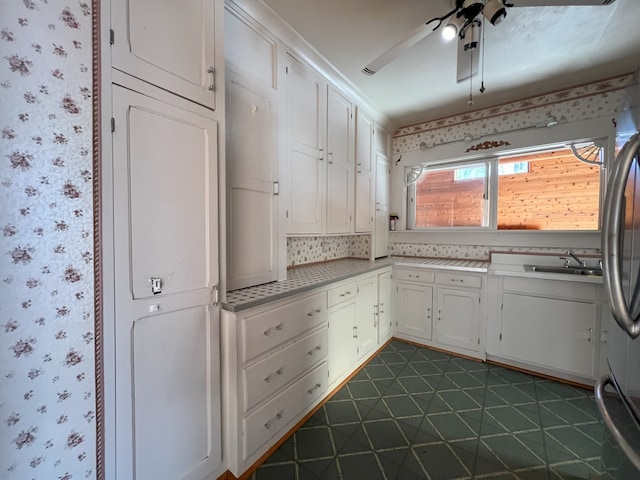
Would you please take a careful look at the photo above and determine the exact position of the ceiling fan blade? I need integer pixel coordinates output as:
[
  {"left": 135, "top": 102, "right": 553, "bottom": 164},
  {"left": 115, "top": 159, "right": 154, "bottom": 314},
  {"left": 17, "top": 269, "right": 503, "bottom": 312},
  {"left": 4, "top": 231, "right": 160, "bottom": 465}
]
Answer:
[
  {"left": 362, "top": 18, "right": 441, "bottom": 75},
  {"left": 509, "top": 0, "right": 615, "bottom": 6}
]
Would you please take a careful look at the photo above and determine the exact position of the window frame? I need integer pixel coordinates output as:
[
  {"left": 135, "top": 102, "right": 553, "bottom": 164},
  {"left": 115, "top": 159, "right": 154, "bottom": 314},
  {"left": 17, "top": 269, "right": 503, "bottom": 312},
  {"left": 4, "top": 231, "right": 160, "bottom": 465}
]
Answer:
[{"left": 406, "top": 141, "right": 605, "bottom": 232}]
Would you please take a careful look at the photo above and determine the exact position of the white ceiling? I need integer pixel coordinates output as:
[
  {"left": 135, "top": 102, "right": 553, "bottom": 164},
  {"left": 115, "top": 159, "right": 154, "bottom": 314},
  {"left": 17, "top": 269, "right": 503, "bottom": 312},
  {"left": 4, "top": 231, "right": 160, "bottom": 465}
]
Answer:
[{"left": 261, "top": 0, "right": 640, "bottom": 128}]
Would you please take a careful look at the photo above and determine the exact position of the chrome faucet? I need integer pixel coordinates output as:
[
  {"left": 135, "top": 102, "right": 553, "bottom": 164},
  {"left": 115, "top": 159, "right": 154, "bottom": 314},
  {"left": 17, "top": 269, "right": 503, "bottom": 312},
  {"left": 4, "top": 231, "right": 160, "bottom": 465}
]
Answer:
[{"left": 566, "top": 250, "right": 586, "bottom": 268}]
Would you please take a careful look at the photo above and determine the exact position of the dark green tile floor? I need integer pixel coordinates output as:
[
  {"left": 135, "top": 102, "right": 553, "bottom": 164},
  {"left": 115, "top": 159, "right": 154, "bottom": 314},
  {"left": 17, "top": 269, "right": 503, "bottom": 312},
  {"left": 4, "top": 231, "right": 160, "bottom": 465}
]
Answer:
[{"left": 251, "top": 340, "right": 604, "bottom": 480}]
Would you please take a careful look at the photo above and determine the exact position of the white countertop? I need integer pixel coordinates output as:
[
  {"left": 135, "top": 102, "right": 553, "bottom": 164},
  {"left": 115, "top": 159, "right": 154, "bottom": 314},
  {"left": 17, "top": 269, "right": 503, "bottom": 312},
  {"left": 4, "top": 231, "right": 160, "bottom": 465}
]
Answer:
[{"left": 223, "top": 256, "right": 489, "bottom": 312}]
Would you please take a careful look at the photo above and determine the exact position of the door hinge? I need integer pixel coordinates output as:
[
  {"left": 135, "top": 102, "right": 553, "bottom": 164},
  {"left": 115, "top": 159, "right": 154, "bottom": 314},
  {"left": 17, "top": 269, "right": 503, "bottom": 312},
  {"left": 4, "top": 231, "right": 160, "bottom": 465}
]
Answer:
[
  {"left": 478, "top": 338, "right": 480, "bottom": 345},
  {"left": 212, "top": 285, "right": 219, "bottom": 307},
  {"left": 500, "top": 301, "right": 503, "bottom": 310},
  {"left": 286, "top": 209, "right": 289, "bottom": 218},
  {"left": 499, "top": 333, "right": 502, "bottom": 341},
  {"left": 110, "top": 28, "right": 114, "bottom": 45},
  {"left": 479, "top": 297, "right": 481, "bottom": 304},
  {"left": 285, "top": 66, "right": 289, "bottom": 74},
  {"left": 273, "top": 181, "right": 279, "bottom": 196},
  {"left": 111, "top": 117, "right": 115, "bottom": 132}
]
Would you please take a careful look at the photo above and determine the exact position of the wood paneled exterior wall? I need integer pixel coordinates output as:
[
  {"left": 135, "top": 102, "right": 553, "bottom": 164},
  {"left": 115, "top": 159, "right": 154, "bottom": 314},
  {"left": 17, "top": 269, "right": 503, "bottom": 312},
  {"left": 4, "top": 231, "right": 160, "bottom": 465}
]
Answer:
[{"left": 414, "top": 148, "right": 601, "bottom": 230}]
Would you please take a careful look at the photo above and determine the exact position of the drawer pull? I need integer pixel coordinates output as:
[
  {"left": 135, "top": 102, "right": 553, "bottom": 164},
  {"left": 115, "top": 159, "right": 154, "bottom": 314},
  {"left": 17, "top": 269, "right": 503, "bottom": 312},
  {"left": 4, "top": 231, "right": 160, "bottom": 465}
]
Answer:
[
  {"left": 264, "top": 409, "right": 284, "bottom": 430},
  {"left": 307, "top": 383, "right": 322, "bottom": 395},
  {"left": 307, "top": 345, "right": 322, "bottom": 356},
  {"left": 307, "top": 307, "right": 322, "bottom": 317},
  {"left": 263, "top": 323, "right": 284, "bottom": 336},
  {"left": 451, "top": 278, "right": 464, "bottom": 283},
  {"left": 380, "top": 302, "right": 384, "bottom": 314},
  {"left": 264, "top": 367, "right": 284, "bottom": 383},
  {"left": 409, "top": 274, "right": 420, "bottom": 278},
  {"left": 339, "top": 291, "right": 352, "bottom": 298}
]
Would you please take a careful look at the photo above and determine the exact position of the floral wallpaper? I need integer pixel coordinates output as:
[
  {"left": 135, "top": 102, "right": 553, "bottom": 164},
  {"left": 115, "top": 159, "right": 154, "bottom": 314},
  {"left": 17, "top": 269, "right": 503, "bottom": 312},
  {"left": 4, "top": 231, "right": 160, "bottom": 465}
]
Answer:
[
  {"left": 389, "top": 242, "right": 599, "bottom": 261},
  {"left": 393, "top": 74, "right": 631, "bottom": 153},
  {"left": 287, "top": 235, "right": 370, "bottom": 267},
  {"left": 0, "top": 1, "right": 96, "bottom": 479}
]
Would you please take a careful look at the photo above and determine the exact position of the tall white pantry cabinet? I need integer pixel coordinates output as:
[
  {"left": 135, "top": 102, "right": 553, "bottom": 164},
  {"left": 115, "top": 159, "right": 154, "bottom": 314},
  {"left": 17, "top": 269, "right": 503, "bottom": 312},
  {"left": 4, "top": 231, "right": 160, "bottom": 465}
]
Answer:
[{"left": 104, "top": 1, "right": 225, "bottom": 479}]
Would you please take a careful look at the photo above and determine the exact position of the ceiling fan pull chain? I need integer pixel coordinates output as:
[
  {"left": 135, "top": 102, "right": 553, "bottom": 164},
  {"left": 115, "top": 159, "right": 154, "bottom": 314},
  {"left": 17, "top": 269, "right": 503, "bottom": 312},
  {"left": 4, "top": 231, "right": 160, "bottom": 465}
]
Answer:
[
  {"left": 479, "top": 17, "right": 486, "bottom": 94},
  {"left": 468, "top": 45, "right": 474, "bottom": 106}
]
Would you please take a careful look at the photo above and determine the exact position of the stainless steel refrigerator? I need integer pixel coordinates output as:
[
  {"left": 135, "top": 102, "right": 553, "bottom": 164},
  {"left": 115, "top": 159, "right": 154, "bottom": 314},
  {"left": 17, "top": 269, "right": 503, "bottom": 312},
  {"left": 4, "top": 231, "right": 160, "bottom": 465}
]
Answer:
[{"left": 598, "top": 72, "right": 640, "bottom": 478}]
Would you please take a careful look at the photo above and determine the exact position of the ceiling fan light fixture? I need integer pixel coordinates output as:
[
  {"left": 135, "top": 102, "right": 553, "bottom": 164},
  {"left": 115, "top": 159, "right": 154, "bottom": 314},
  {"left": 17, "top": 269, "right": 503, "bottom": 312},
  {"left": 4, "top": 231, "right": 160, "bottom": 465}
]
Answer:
[
  {"left": 442, "top": 14, "right": 465, "bottom": 40},
  {"left": 483, "top": 0, "right": 507, "bottom": 26}
]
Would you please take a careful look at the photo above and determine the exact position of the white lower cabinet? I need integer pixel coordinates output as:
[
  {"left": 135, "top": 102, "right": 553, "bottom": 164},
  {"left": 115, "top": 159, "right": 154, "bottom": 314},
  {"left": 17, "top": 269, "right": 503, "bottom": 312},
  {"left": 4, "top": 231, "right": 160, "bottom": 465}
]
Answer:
[
  {"left": 326, "top": 271, "right": 383, "bottom": 387},
  {"left": 394, "top": 267, "right": 485, "bottom": 359},
  {"left": 377, "top": 269, "right": 393, "bottom": 342},
  {"left": 487, "top": 275, "right": 603, "bottom": 383},
  {"left": 356, "top": 273, "right": 378, "bottom": 361},
  {"left": 395, "top": 281, "right": 433, "bottom": 341},
  {"left": 225, "top": 268, "right": 390, "bottom": 476}
]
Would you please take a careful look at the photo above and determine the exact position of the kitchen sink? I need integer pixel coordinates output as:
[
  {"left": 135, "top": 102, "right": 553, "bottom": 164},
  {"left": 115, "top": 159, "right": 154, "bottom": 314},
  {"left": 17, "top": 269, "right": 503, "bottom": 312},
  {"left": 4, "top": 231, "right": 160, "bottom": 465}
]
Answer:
[{"left": 524, "top": 264, "right": 603, "bottom": 276}]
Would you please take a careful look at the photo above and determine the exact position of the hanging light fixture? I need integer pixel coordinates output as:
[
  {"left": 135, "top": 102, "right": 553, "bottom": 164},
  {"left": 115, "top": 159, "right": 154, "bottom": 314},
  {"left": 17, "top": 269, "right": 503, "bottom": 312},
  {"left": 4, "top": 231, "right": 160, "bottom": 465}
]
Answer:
[
  {"left": 442, "top": 14, "right": 466, "bottom": 40},
  {"left": 482, "top": 0, "right": 507, "bottom": 25}
]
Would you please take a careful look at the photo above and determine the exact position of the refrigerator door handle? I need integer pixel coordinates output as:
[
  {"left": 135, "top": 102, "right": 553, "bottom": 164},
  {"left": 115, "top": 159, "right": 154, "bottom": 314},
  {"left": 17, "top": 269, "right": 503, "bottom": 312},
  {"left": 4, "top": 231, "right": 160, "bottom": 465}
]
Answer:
[
  {"left": 602, "top": 132, "right": 640, "bottom": 338},
  {"left": 595, "top": 375, "right": 640, "bottom": 472}
]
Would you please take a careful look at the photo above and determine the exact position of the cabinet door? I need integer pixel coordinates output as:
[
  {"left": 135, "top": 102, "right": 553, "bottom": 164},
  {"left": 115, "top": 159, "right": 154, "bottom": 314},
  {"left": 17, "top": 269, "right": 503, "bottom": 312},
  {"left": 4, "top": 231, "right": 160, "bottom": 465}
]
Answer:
[
  {"left": 501, "top": 293, "right": 597, "bottom": 379},
  {"left": 435, "top": 288, "right": 480, "bottom": 352},
  {"left": 226, "top": 73, "right": 278, "bottom": 290},
  {"left": 374, "top": 152, "right": 389, "bottom": 258},
  {"left": 326, "top": 86, "right": 354, "bottom": 233},
  {"left": 328, "top": 301, "right": 357, "bottom": 385},
  {"left": 286, "top": 56, "right": 325, "bottom": 234},
  {"left": 356, "top": 275, "right": 378, "bottom": 360},
  {"left": 111, "top": 0, "right": 217, "bottom": 109},
  {"left": 111, "top": 85, "right": 221, "bottom": 479},
  {"left": 395, "top": 282, "right": 433, "bottom": 341},
  {"left": 355, "top": 108, "right": 375, "bottom": 232},
  {"left": 377, "top": 270, "right": 393, "bottom": 342}
]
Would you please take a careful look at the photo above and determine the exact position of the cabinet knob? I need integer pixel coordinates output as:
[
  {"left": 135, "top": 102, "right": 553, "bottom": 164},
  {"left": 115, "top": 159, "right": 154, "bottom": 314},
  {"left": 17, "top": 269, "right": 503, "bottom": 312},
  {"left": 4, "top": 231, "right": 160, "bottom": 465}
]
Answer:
[{"left": 307, "top": 383, "right": 322, "bottom": 395}]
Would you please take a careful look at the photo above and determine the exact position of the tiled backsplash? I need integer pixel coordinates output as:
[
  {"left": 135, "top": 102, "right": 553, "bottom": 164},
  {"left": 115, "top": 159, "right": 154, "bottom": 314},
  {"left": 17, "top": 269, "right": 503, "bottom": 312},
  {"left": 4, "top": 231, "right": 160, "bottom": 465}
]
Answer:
[
  {"left": 389, "top": 242, "right": 600, "bottom": 260},
  {"left": 287, "top": 235, "right": 371, "bottom": 266}
]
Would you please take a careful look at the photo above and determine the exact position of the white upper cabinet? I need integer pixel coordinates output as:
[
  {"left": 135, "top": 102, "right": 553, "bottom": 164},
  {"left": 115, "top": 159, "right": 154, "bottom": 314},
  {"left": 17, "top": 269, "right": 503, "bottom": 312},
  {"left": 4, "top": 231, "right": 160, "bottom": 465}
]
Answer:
[
  {"left": 355, "top": 108, "right": 375, "bottom": 232},
  {"left": 226, "top": 73, "right": 279, "bottom": 290},
  {"left": 225, "top": 8, "right": 279, "bottom": 291},
  {"left": 374, "top": 152, "right": 389, "bottom": 258},
  {"left": 111, "top": 0, "right": 218, "bottom": 109},
  {"left": 326, "top": 86, "right": 354, "bottom": 234},
  {"left": 285, "top": 55, "right": 325, "bottom": 234}
]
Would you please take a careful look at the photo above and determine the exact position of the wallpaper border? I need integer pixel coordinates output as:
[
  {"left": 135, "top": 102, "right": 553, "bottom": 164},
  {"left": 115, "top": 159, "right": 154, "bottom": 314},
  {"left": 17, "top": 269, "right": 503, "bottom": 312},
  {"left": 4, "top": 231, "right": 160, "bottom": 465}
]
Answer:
[{"left": 91, "top": 1, "right": 104, "bottom": 479}]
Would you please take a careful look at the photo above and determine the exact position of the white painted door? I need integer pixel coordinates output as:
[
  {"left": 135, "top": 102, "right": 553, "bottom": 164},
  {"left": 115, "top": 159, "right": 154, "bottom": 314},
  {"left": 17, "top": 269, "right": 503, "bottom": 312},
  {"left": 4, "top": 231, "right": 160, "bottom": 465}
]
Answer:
[
  {"left": 435, "top": 287, "right": 480, "bottom": 352},
  {"left": 111, "top": 0, "right": 217, "bottom": 109},
  {"left": 226, "top": 72, "right": 278, "bottom": 290},
  {"left": 501, "top": 293, "right": 597, "bottom": 378},
  {"left": 286, "top": 56, "right": 325, "bottom": 234},
  {"left": 355, "top": 108, "right": 375, "bottom": 232},
  {"left": 374, "top": 152, "right": 389, "bottom": 258},
  {"left": 396, "top": 283, "right": 433, "bottom": 341},
  {"left": 356, "top": 274, "right": 378, "bottom": 360},
  {"left": 326, "top": 86, "right": 353, "bottom": 234},
  {"left": 328, "top": 301, "right": 357, "bottom": 385},
  {"left": 111, "top": 85, "right": 221, "bottom": 480},
  {"left": 377, "top": 270, "right": 392, "bottom": 342}
]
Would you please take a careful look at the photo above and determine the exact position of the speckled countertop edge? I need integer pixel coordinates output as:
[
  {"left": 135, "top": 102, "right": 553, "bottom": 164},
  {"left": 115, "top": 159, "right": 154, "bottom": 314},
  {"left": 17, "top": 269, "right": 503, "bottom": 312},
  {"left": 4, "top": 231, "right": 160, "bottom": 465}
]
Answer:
[{"left": 222, "top": 256, "right": 489, "bottom": 312}]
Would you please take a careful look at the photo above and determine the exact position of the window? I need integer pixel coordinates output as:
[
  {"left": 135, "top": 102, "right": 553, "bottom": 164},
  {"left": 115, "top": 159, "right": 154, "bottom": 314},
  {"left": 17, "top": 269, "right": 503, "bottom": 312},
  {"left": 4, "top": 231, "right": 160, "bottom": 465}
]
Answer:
[
  {"left": 409, "top": 144, "right": 602, "bottom": 231},
  {"left": 413, "top": 162, "right": 489, "bottom": 228}
]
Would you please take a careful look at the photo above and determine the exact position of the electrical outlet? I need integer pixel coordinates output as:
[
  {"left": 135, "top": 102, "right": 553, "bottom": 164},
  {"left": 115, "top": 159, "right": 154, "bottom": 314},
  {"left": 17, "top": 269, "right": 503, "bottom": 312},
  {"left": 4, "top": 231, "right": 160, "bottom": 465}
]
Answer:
[{"left": 321, "top": 240, "right": 329, "bottom": 253}]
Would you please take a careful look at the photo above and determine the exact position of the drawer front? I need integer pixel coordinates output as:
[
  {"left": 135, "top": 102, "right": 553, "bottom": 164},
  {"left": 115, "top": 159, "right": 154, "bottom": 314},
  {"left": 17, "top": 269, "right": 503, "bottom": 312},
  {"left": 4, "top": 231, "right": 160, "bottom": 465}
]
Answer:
[
  {"left": 243, "top": 361, "right": 328, "bottom": 459},
  {"left": 394, "top": 268, "right": 434, "bottom": 283},
  {"left": 436, "top": 272, "right": 482, "bottom": 289},
  {"left": 244, "top": 327, "right": 328, "bottom": 412},
  {"left": 328, "top": 281, "right": 358, "bottom": 307},
  {"left": 242, "top": 292, "right": 327, "bottom": 362}
]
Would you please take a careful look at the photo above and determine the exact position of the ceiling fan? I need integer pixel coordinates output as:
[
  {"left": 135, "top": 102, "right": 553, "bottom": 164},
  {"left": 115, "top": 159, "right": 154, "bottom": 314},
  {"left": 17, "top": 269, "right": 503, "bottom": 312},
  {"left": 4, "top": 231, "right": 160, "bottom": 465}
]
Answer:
[{"left": 361, "top": 0, "right": 617, "bottom": 82}]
